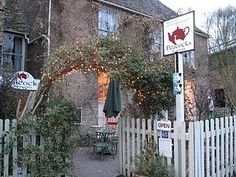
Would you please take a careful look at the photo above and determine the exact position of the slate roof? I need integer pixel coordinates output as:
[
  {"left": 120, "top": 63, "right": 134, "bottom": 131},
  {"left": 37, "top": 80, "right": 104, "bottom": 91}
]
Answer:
[
  {"left": 101, "top": 0, "right": 208, "bottom": 37},
  {"left": 4, "top": 0, "right": 27, "bottom": 34},
  {"left": 103, "top": 0, "right": 176, "bottom": 20}
]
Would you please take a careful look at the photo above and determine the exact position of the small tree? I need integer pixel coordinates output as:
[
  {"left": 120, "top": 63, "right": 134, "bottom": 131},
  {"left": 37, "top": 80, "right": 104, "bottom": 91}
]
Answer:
[{"left": 206, "top": 6, "right": 236, "bottom": 112}]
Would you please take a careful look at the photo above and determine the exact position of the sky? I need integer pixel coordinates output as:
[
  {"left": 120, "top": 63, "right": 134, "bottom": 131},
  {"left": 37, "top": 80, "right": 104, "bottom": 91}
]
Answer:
[{"left": 159, "top": 0, "right": 236, "bottom": 31}]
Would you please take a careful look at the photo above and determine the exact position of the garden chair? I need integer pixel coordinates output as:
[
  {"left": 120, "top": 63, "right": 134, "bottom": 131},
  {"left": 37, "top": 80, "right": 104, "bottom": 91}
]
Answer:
[{"left": 90, "top": 131, "right": 114, "bottom": 160}]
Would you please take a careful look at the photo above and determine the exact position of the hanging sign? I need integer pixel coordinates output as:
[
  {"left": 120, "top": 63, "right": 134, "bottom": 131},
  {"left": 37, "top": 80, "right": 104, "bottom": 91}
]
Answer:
[
  {"left": 159, "top": 138, "right": 172, "bottom": 158},
  {"left": 163, "top": 11, "right": 195, "bottom": 55},
  {"left": 11, "top": 71, "right": 40, "bottom": 91},
  {"left": 157, "top": 120, "right": 171, "bottom": 131}
]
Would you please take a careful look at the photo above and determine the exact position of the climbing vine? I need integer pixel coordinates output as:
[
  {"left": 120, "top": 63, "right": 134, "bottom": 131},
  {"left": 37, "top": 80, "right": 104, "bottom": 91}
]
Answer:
[{"left": 40, "top": 37, "right": 174, "bottom": 116}]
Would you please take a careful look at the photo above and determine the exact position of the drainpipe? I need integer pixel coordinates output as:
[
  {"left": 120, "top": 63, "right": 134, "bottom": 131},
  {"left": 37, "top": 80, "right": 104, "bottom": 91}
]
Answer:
[
  {"left": 24, "top": 0, "right": 51, "bottom": 58},
  {"left": 47, "top": 0, "right": 51, "bottom": 57}
]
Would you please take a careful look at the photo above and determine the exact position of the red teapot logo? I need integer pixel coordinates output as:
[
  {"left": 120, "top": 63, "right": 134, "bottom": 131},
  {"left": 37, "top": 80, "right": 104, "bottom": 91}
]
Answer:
[
  {"left": 168, "top": 26, "right": 190, "bottom": 45},
  {"left": 17, "top": 72, "right": 29, "bottom": 80}
]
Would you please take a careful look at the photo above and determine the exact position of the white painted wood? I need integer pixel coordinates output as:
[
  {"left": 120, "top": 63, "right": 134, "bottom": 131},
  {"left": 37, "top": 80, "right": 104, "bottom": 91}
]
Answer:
[
  {"left": 220, "top": 118, "right": 225, "bottom": 177},
  {"left": 141, "top": 119, "right": 146, "bottom": 150},
  {"left": 153, "top": 119, "right": 158, "bottom": 150},
  {"left": 205, "top": 120, "right": 210, "bottom": 177},
  {"left": 180, "top": 122, "right": 186, "bottom": 177},
  {"left": 225, "top": 117, "right": 229, "bottom": 177},
  {"left": 131, "top": 118, "right": 135, "bottom": 171},
  {"left": 210, "top": 119, "right": 216, "bottom": 177},
  {"left": 122, "top": 117, "right": 126, "bottom": 175},
  {"left": 127, "top": 118, "right": 131, "bottom": 176},
  {"left": 200, "top": 121, "right": 204, "bottom": 177},
  {"left": 147, "top": 119, "right": 152, "bottom": 141},
  {"left": 215, "top": 118, "right": 220, "bottom": 177},
  {"left": 3, "top": 119, "right": 10, "bottom": 177},
  {"left": 12, "top": 119, "right": 18, "bottom": 177},
  {"left": 188, "top": 122, "right": 194, "bottom": 177},
  {"left": 136, "top": 118, "right": 141, "bottom": 156},
  {"left": 234, "top": 116, "right": 236, "bottom": 173},
  {"left": 118, "top": 116, "right": 123, "bottom": 174},
  {"left": 229, "top": 116, "right": 233, "bottom": 176},
  {"left": 194, "top": 121, "right": 200, "bottom": 177},
  {"left": 174, "top": 121, "right": 180, "bottom": 177}
]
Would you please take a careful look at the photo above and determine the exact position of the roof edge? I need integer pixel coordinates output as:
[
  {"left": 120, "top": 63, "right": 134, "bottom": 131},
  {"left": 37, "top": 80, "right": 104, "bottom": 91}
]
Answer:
[{"left": 94, "top": 0, "right": 153, "bottom": 18}]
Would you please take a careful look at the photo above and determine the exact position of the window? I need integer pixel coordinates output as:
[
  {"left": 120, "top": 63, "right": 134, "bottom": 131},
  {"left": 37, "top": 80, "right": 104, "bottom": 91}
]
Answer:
[
  {"left": 183, "top": 51, "right": 194, "bottom": 68},
  {"left": 98, "top": 9, "right": 117, "bottom": 37},
  {"left": 149, "top": 29, "right": 163, "bottom": 61},
  {"left": 1, "top": 33, "right": 25, "bottom": 72},
  {"left": 214, "top": 89, "right": 225, "bottom": 107},
  {"left": 73, "top": 107, "right": 82, "bottom": 125}
]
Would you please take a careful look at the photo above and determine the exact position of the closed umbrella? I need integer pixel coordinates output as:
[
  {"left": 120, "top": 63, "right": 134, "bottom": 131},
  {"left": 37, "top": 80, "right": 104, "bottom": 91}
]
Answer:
[{"left": 103, "top": 79, "right": 121, "bottom": 118}]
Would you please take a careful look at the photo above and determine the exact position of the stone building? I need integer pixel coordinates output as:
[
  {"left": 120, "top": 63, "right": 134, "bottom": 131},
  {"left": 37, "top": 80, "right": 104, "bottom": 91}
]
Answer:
[
  {"left": 14, "top": 0, "right": 209, "bottom": 126},
  {"left": 0, "top": 0, "right": 27, "bottom": 80}
]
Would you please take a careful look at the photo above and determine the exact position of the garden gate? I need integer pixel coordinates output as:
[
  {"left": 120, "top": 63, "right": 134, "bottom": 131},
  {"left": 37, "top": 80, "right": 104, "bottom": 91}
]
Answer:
[{"left": 118, "top": 116, "right": 236, "bottom": 177}]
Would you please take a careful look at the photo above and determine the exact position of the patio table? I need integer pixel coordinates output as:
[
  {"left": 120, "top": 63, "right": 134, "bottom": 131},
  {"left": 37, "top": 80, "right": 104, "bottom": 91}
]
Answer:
[{"left": 90, "top": 129, "right": 116, "bottom": 159}]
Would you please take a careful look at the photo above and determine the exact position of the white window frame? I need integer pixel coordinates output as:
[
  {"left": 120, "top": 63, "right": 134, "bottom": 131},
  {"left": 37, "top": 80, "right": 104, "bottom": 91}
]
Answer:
[
  {"left": 1, "top": 32, "right": 25, "bottom": 71},
  {"left": 98, "top": 8, "right": 117, "bottom": 37},
  {"left": 183, "top": 51, "right": 195, "bottom": 68},
  {"left": 73, "top": 107, "right": 82, "bottom": 125},
  {"left": 149, "top": 28, "right": 163, "bottom": 61}
]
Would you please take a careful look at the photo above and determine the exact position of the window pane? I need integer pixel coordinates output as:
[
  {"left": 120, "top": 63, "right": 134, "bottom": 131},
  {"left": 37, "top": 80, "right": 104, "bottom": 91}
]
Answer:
[
  {"left": 98, "top": 9, "right": 117, "bottom": 36},
  {"left": 3, "top": 34, "right": 14, "bottom": 53},
  {"left": 14, "top": 37, "right": 22, "bottom": 55},
  {"left": 2, "top": 33, "right": 23, "bottom": 71}
]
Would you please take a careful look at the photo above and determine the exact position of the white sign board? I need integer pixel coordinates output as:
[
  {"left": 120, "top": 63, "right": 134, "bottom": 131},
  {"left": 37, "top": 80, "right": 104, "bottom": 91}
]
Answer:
[
  {"left": 158, "top": 138, "right": 172, "bottom": 158},
  {"left": 11, "top": 71, "right": 40, "bottom": 91},
  {"left": 163, "top": 11, "right": 195, "bottom": 55},
  {"left": 157, "top": 120, "right": 171, "bottom": 131}
]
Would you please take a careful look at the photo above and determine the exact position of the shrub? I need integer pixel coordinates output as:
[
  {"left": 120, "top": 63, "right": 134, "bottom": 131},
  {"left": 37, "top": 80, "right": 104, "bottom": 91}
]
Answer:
[
  {"left": 134, "top": 140, "right": 174, "bottom": 177},
  {"left": 17, "top": 100, "right": 80, "bottom": 177}
]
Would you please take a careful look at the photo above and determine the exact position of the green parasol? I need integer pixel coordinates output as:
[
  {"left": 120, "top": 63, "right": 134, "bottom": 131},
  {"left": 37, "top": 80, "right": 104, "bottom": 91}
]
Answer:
[{"left": 103, "top": 79, "right": 121, "bottom": 118}]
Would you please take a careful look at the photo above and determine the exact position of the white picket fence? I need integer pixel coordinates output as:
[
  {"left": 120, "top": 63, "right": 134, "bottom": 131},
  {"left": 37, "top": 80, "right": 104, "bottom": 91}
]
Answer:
[
  {"left": 118, "top": 116, "right": 236, "bottom": 177},
  {"left": 0, "top": 119, "right": 42, "bottom": 177}
]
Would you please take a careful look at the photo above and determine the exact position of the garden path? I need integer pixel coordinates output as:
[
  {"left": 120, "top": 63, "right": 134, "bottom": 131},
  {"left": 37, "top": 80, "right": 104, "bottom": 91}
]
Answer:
[{"left": 73, "top": 147, "right": 120, "bottom": 177}]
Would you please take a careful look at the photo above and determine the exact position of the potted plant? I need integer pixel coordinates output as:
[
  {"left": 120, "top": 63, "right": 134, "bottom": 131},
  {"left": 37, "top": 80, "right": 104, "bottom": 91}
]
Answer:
[{"left": 133, "top": 140, "right": 174, "bottom": 177}]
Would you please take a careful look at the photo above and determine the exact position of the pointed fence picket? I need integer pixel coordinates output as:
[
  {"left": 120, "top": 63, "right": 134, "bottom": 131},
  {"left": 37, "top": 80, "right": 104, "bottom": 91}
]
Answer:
[
  {"left": 119, "top": 116, "right": 236, "bottom": 177},
  {"left": 0, "top": 119, "right": 43, "bottom": 177}
]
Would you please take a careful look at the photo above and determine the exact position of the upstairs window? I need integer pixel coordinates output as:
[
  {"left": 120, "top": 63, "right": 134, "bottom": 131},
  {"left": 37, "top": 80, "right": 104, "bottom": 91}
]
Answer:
[
  {"left": 214, "top": 89, "right": 225, "bottom": 107},
  {"left": 98, "top": 9, "right": 117, "bottom": 37},
  {"left": 183, "top": 51, "right": 195, "bottom": 68},
  {"left": 2, "top": 33, "right": 25, "bottom": 72},
  {"left": 149, "top": 29, "right": 163, "bottom": 61}
]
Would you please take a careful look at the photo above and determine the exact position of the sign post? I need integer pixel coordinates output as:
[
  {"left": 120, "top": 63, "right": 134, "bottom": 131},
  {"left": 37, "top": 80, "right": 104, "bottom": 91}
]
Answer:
[{"left": 163, "top": 11, "right": 195, "bottom": 177}]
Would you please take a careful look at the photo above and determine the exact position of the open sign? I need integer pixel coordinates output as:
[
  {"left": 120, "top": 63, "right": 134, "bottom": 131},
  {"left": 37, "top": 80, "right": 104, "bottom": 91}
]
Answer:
[{"left": 157, "top": 121, "right": 171, "bottom": 131}]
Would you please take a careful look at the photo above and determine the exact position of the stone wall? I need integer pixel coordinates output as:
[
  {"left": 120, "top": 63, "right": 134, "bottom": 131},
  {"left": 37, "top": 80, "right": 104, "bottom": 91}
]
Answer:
[
  {"left": 20, "top": 0, "right": 209, "bottom": 126},
  {"left": 0, "top": 0, "right": 5, "bottom": 46}
]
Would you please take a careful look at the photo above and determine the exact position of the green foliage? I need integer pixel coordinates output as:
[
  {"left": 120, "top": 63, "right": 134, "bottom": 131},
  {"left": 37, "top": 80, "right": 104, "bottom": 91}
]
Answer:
[
  {"left": 0, "top": 83, "right": 26, "bottom": 119},
  {"left": 134, "top": 140, "right": 174, "bottom": 177},
  {"left": 119, "top": 52, "right": 174, "bottom": 116},
  {"left": 44, "top": 37, "right": 174, "bottom": 117},
  {"left": 17, "top": 100, "right": 80, "bottom": 177}
]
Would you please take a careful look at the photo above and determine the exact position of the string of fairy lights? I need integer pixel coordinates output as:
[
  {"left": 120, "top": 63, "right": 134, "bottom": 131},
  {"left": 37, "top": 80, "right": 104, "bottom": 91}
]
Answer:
[{"left": 41, "top": 37, "right": 173, "bottom": 110}]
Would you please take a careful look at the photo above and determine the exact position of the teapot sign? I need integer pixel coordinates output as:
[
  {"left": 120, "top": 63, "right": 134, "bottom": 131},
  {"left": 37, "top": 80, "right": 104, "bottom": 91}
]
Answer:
[
  {"left": 11, "top": 71, "right": 40, "bottom": 91},
  {"left": 163, "top": 11, "right": 195, "bottom": 55}
]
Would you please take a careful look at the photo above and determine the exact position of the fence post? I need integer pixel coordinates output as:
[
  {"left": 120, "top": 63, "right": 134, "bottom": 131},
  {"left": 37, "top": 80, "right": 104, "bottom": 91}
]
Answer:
[
  {"left": 174, "top": 121, "right": 181, "bottom": 177},
  {"left": 118, "top": 116, "right": 123, "bottom": 174},
  {"left": 3, "top": 119, "right": 10, "bottom": 177},
  {"left": 188, "top": 122, "right": 194, "bottom": 177}
]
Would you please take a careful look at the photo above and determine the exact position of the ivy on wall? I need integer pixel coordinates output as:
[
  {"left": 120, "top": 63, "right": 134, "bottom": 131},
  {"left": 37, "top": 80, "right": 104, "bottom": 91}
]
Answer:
[{"left": 41, "top": 37, "right": 174, "bottom": 117}]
